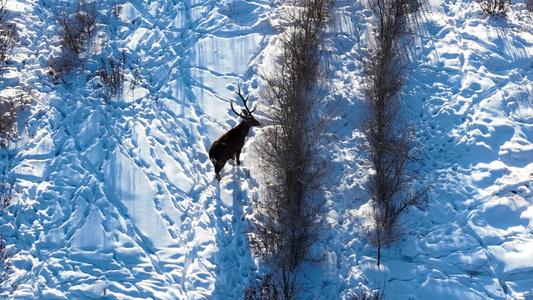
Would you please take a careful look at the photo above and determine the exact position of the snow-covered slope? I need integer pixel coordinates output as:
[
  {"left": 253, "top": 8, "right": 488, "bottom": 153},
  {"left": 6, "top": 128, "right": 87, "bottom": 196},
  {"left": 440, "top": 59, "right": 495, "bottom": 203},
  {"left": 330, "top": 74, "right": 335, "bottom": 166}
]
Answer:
[
  {"left": 0, "top": 0, "right": 532, "bottom": 299},
  {"left": 326, "top": 1, "right": 533, "bottom": 298}
]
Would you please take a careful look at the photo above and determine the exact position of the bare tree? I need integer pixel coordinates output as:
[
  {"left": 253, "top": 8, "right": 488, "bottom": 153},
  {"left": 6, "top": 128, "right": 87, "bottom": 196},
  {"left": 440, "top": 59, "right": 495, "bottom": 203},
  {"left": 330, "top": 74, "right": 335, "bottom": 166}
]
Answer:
[
  {"left": 361, "top": 0, "right": 427, "bottom": 267},
  {"left": 248, "top": 0, "right": 333, "bottom": 297}
]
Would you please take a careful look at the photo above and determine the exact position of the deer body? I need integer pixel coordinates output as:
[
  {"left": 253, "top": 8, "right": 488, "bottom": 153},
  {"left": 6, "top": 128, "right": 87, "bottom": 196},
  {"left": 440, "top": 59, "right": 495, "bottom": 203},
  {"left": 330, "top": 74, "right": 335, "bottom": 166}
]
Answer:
[{"left": 209, "top": 87, "right": 260, "bottom": 181}]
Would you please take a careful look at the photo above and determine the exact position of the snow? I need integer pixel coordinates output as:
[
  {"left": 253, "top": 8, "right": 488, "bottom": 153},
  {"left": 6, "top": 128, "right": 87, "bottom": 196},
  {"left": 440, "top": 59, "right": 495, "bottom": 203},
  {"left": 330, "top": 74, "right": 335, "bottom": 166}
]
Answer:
[{"left": 0, "top": 0, "right": 532, "bottom": 298}]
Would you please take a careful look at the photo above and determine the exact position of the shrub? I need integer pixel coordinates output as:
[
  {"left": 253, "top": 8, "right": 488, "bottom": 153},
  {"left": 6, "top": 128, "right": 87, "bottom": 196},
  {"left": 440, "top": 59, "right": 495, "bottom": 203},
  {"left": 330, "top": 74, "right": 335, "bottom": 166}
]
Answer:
[
  {"left": 76, "top": 0, "right": 99, "bottom": 37},
  {"left": 349, "top": 288, "right": 385, "bottom": 300},
  {"left": 112, "top": 2, "right": 123, "bottom": 17},
  {"left": 526, "top": 0, "right": 533, "bottom": 13},
  {"left": 0, "top": 96, "right": 17, "bottom": 143},
  {"left": 0, "top": 0, "right": 16, "bottom": 66},
  {"left": 0, "top": 85, "right": 34, "bottom": 144},
  {"left": 48, "top": 49, "right": 82, "bottom": 80},
  {"left": 130, "top": 65, "right": 142, "bottom": 91},
  {"left": 57, "top": 12, "right": 86, "bottom": 54},
  {"left": 49, "top": 0, "right": 100, "bottom": 76},
  {"left": 244, "top": 274, "right": 282, "bottom": 300},
  {"left": 476, "top": 0, "right": 510, "bottom": 17},
  {"left": 98, "top": 53, "right": 126, "bottom": 95},
  {"left": 0, "top": 24, "right": 15, "bottom": 65},
  {"left": 0, "top": 182, "right": 13, "bottom": 208},
  {"left": 57, "top": 0, "right": 99, "bottom": 54},
  {"left": 0, "top": 235, "right": 12, "bottom": 287}
]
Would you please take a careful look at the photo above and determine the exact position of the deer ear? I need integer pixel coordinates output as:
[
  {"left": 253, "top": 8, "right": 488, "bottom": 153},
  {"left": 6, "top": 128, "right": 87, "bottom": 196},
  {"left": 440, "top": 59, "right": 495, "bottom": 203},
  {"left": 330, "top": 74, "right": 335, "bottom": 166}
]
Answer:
[{"left": 242, "top": 109, "right": 249, "bottom": 116}]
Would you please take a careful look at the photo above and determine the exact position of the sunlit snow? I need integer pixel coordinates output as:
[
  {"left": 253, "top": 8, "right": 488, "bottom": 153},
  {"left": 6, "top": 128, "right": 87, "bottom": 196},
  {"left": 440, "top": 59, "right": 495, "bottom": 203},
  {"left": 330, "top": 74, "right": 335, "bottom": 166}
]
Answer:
[{"left": 0, "top": 0, "right": 532, "bottom": 299}]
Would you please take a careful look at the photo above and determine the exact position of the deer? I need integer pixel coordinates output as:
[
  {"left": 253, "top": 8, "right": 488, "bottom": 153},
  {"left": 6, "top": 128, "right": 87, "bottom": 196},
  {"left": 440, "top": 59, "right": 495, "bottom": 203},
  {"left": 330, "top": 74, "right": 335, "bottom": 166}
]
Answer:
[{"left": 209, "top": 86, "right": 260, "bottom": 181}]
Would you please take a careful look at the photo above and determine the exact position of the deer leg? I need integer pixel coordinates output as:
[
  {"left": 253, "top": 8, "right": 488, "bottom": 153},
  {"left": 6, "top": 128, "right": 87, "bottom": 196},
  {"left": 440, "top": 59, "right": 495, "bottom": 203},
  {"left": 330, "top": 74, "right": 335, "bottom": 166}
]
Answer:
[
  {"left": 235, "top": 148, "right": 242, "bottom": 165},
  {"left": 215, "top": 162, "right": 225, "bottom": 181}
]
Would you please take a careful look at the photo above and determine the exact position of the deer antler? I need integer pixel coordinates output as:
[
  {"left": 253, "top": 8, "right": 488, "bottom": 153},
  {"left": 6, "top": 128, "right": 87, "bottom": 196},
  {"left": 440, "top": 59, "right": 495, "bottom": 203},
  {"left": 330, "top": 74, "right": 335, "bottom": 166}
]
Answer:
[
  {"left": 230, "top": 100, "right": 244, "bottom": 117},
  {"left": 235, "top": 85, "right": 256, "bottom": 114}
]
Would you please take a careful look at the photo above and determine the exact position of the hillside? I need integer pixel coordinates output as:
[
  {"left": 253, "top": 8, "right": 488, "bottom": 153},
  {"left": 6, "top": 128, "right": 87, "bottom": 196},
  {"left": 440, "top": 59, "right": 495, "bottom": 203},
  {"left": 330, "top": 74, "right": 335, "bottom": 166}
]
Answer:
[{"left": 0, "top": 0, "right": 532, "bottom": 299}]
